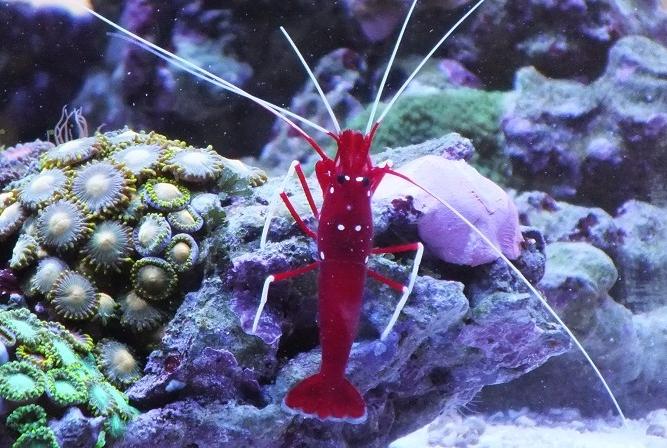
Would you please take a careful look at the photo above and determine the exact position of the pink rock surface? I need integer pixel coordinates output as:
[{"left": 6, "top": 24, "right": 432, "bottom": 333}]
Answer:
[{"left": 375, "top": 155, "right": 523, "bottom": 266}]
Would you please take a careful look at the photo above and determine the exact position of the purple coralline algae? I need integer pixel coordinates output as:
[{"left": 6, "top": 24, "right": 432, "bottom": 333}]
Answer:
[
  {"left": 503, "top": 36, "right": 667, "bottom": 210},
  {"left": 115, "top": 136, "right": 566, "bottom": 447},
  {"left": 374, "top": 153, "right": 523, "bottom": 266}
]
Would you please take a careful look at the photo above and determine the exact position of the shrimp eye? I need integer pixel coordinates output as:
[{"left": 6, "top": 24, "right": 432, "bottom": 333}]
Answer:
[
  {"left": 362, "top": 177, "right": 370, "bottom": 187},
  {"left": 337, "top": 175, "right": 346, "bottom": 184}
]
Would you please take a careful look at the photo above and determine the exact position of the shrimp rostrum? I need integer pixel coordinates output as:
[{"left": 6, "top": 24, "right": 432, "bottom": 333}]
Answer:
[{"left": 84, "top": 0, "right": 626, "bottom": 425}]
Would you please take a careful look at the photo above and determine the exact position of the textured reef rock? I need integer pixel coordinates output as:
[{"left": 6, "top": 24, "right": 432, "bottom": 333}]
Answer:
[
  {"left": 448, "top": 0, "right": 667, "bottom": 86},
  {"left": 478, "top": 193, "right": 667, "bottom": 418},
  {"left": 516, "top": 191, "right": 667, "bottom": 313},
  {"left": 503, "top": 35, "right": 667, "bottom": 210},
  {"left": 115, "top": 135, "right": 567, "bottom": 447},
  {"left": 613, "top": 200, "right": 667, "bottom": 313}
]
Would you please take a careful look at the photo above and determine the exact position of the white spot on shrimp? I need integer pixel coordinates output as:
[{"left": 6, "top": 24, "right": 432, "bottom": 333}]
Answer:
[
  {"left": 320, "top": 251, "right": 325, "bottom": 260},
  {"left": 344, "top": 175, "right": 350, "bottom": 181},
  {"left": 337, "top": 224, "right": 345, "bottom": 231},
  {"left": 329, "top": 187, "right": 334, "bottom": 194},
  {"left": 356, "top": 177, "right": 364, "bottom": 182},
  {"left": 364, "top": 256, "right": 369, "bottom": 264},
  {"left": 346, "top": 204, "right": 352, "bottom": 211},
  {"left": 354, "top": 225, "right": 362, "bottom": 231},
  {"left": 367, "top": 191, "right": 371, "bottom": 197}
]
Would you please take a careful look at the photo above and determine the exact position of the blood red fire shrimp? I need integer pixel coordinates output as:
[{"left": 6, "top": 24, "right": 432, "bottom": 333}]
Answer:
[{"left": 83, "top": 0, "right": 627, "bottom": 425}]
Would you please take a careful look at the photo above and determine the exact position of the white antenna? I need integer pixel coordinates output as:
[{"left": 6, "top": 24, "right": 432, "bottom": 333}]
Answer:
[
  {"left": 376, "top": 0, "right": 488, "bottom": 124},
  {"left": 83, "top": 7, "right": 331, "bottom": 142},
  {"left": 385, "top": 168, "right": 627, "bottom": 424},
  {"left": 280, "top": 26, "right": 341, "bottom": 134},
  {"left": 365, "top": 0, "right": 418, "bottom": 134}
]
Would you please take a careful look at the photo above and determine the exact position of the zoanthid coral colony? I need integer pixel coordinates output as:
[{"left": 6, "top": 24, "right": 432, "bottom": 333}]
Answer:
[
  {"left": 0, "top": 308, "right": 137, "bottom": 447},
  {"left": 0, "top": 128, "right": 258, "bottom": 445},
  {"left": 0, "top": 129, "right": 236, "bottom": 335}
]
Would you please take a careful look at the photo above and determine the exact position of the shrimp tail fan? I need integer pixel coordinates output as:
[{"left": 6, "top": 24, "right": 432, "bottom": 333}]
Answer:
[{"left": 283, "top": 374, "right": 366, "bottom": 424}]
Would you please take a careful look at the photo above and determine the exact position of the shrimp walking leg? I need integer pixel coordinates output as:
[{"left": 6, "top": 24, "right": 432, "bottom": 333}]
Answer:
[
  {"left": 279, "top": 192, "right": 316, "bottom": 239},
  {"left": 251, "top": 262, "right": 319, "bottom": 334},
  {"left": 368, "top": 242, "right": 424, "bottom": 340},
  {"left": 261, "top": 160, "right": 319, "bottom": 248}
]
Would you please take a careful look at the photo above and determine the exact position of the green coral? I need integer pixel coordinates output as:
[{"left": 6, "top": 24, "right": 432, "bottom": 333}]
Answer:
[
  {"left": 40, "top": 136, "right": 100, "bottom": 168},
  {"left": 48, "top": 271, "right": 99, "bottom": 320},
  {"left": 165, "top": 233, "right": 199, "bottom": 272},
  {"left": 132, "top": 213, "right": 172, "bottom": 256},
  {"left": 15, "top": 343, "right": 57, "bottom": 370},
  {"left": 11, "top": 425, "right": 59, "bottom": 448},
  {"left": 119, "top": 290, "right": 165, "bottom": 332},
  {"left": 350, "top": 88, "right": 508, "bottom": 179},
  {"left": 358, "top": 88, "right": 504, "bottom": 150},
  {"left": 0, "top": 309, "right": 44, "bottom": 346},
  {"left": 0, "top": 201, "right": 27, "bottom": 240},
  {"left": 87, "top": 381, "right": 123, "bottom": 417},
  {"left": 0, "top": 361, "right": 46, "bottom": 402},
  {"left": 6, "top": 404, "right": 47, "bottom": 433},
  {"left": 95, "top": 292, "right": 119, "bottom": 326},
  {"left": 167, "top": 206, "right": 203, "bottom": 233},
  {"left": 69, "top": 160, "right": 136, "bottom": 216},
  {"left": 45, "top": 322, "right": 94, "bottom": 353},
  {"left": 82, "top": 220, "right": 134, "bottom": 272},
  {"left": 18, "top": 168, "right": 70, "bottom": 210},
  {"left": 34, "top": 199, "right": 92, "bottom": 250},
  {"left": 142, "top": 177, "right": 190, "bottom": 212},
  {"left": 109, "top": 143, "right": 163, "bottom": 179},
  {"left": 45, "top": 368, "right": 87, "bottom": 406},
  {"left": 162, "top": 145, "right": 225, "bottom": 183},
  {"left": 0, "top": 321, "right": 17, "bottom": 347},
  {"left": 131, "top": 257, "right": 177, "bottom": 301},
  {"left": 0, "top": 309, "right": 137, "bottom": 446}
]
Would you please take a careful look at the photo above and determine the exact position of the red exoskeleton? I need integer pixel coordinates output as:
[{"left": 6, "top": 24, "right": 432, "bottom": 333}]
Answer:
[{"left": 83, "top": 0, "right": 626, "bottom": 425}]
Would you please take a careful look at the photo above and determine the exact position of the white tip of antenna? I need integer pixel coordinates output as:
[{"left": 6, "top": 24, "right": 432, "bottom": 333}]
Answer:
[
  {"left": 251, "top": 275, "right": 275, "bottom": 334},
  {"left": 381, "top": 242, "right": 424, "bottom": 340}
]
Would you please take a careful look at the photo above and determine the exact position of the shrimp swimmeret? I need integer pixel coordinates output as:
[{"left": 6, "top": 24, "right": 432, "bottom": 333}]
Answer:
[{"left": 81, "top": 0, "right": 627, "bottom": 424}]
